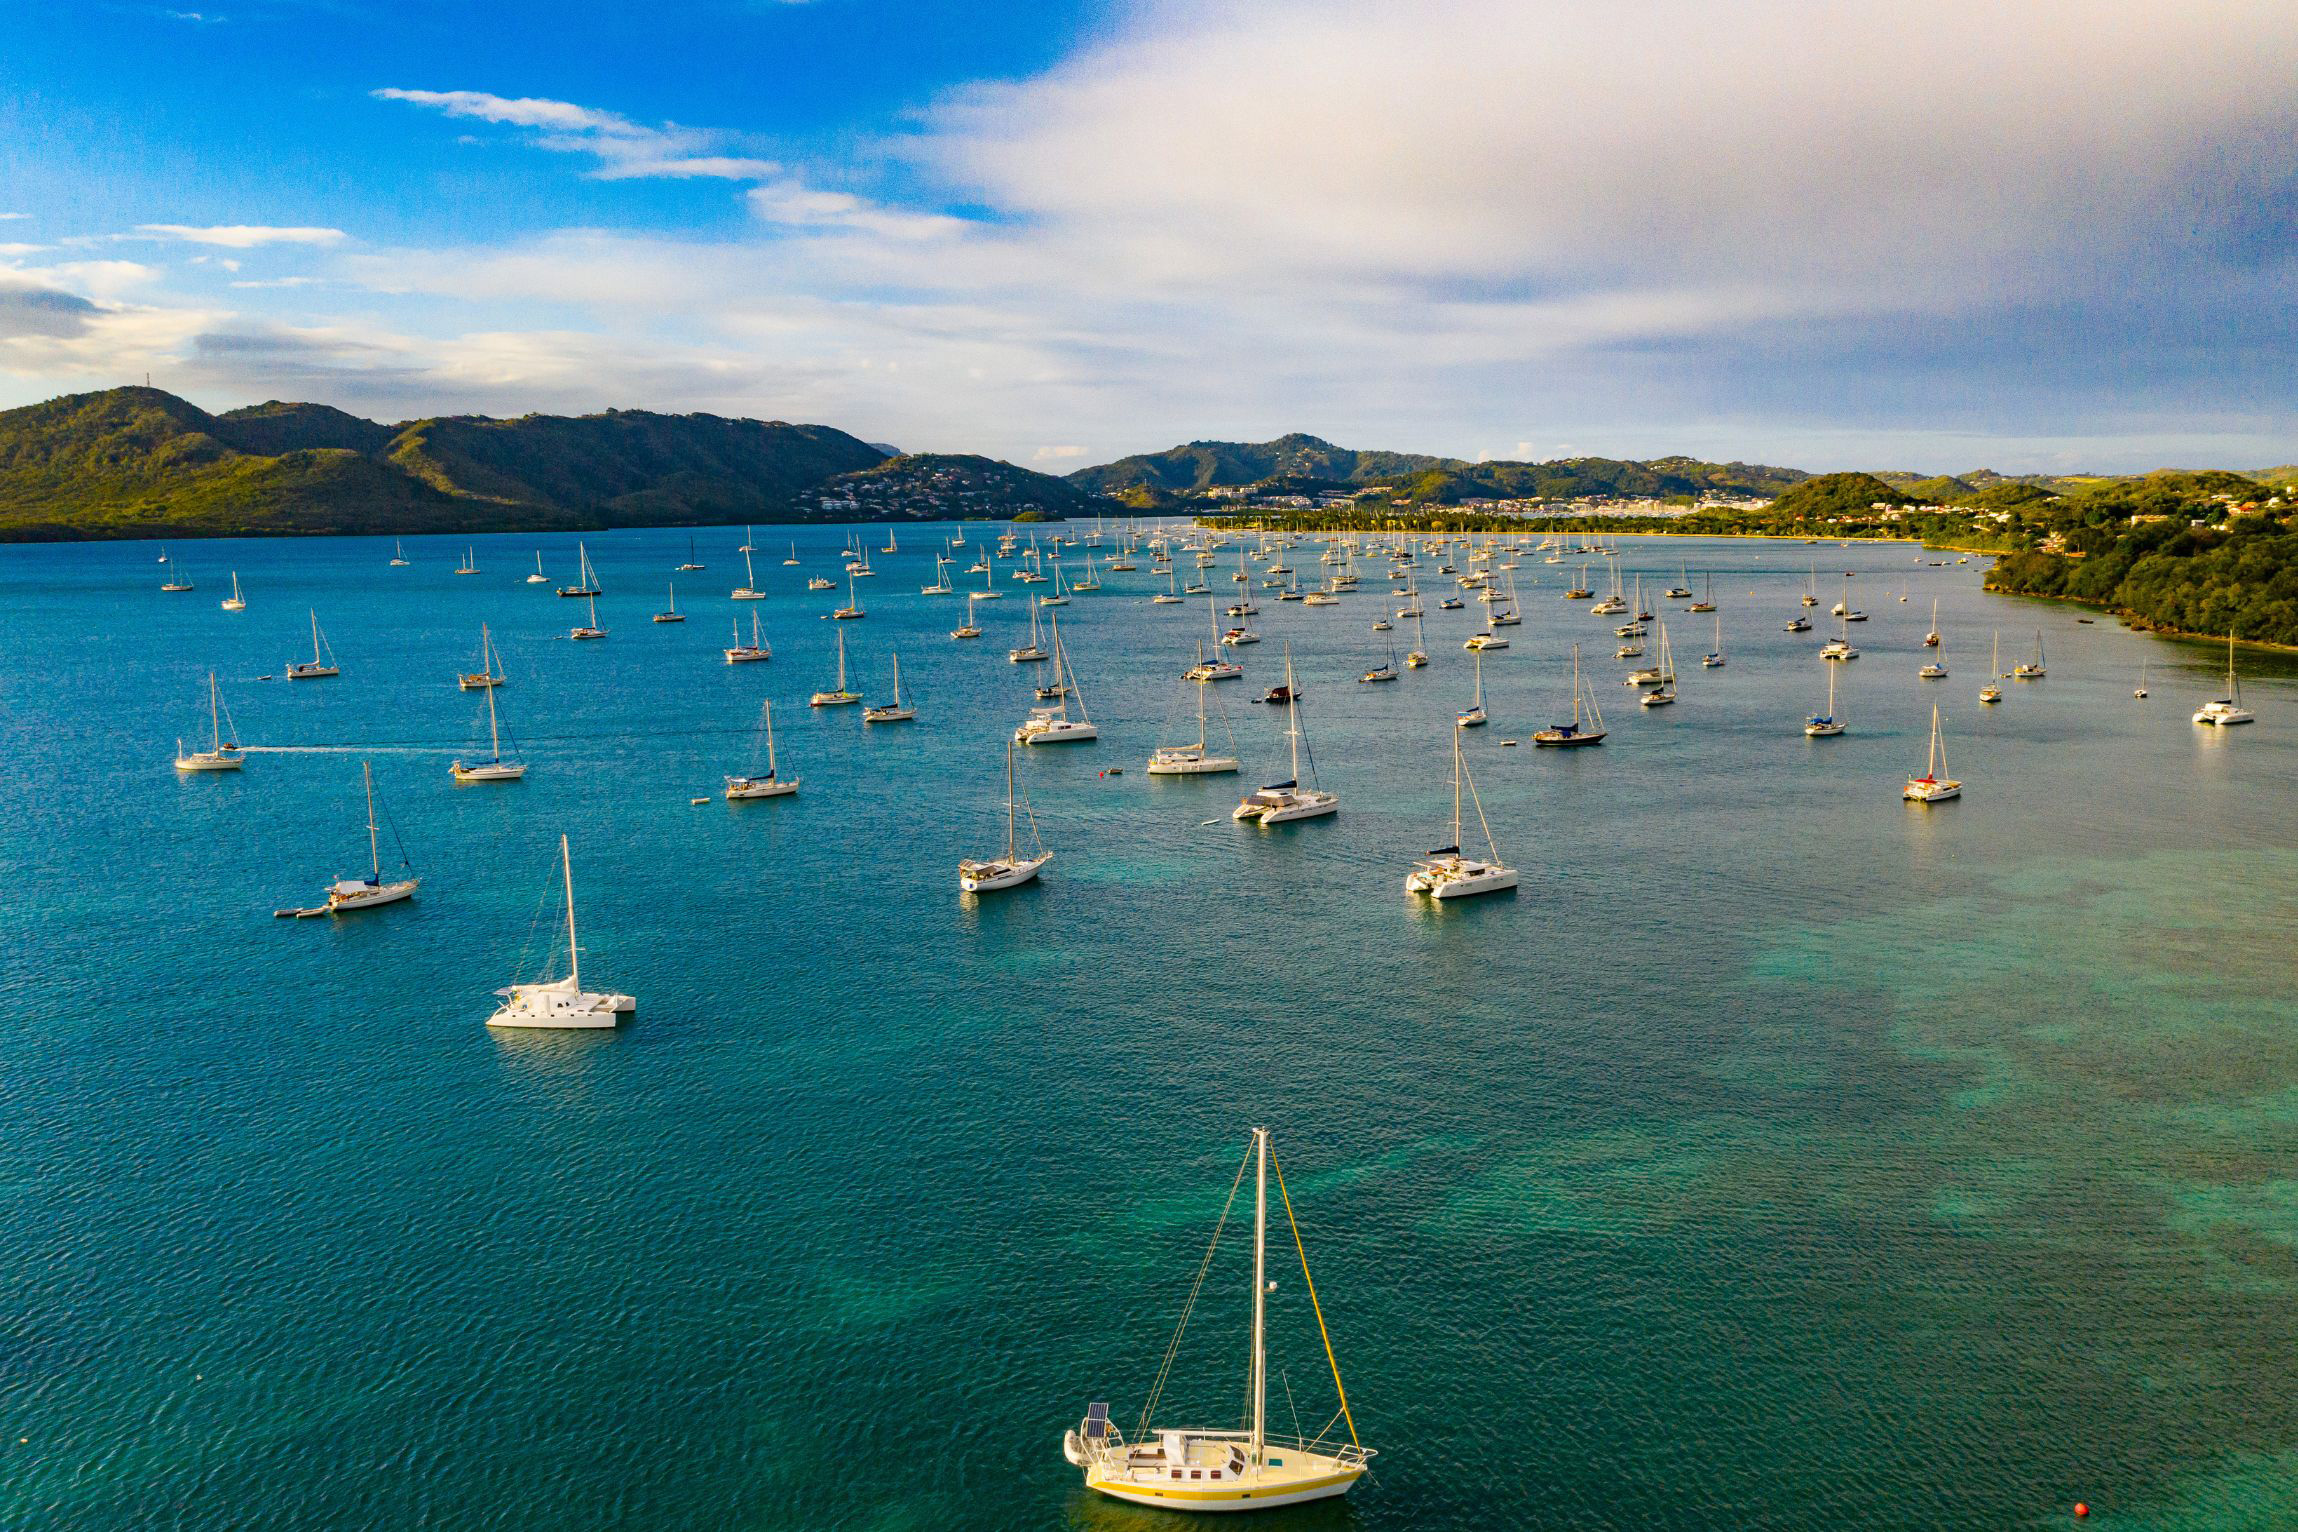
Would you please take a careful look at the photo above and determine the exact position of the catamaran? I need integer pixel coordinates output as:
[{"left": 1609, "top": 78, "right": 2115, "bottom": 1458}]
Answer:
[
  {"left": 655, "top": 581, "right": 687, "bottom": 623},
  {"left": 863, "top": 650, "right": 916, "bottom": 723},
  {"left": 174, "top": 672, "right": 243, "bottom": 772},
  {"left": 2193, "top": 629, "right": 2255, "bottom": 725},
  {"left": 220, "top": 572, "right": 246, "bottom": 612},
  {"left": 959, "top": 743, "right": 1051, "bottom": 893},
  {"left": 1457, "top": 647, "right": 1489, "bottom": 727},
  {"left": 279, "top": 761, "right": 419, "bottom": 916},
  {"left": 1233, "top": 647, "right": 1336, "bottom": 822},
  {"left": 725, "top": 610, "right": 771, "bottom": 663},
  {"left": 1903, "top": 704, "right": 1962, "bottom": 802},
  {"left": 1062, "top": 1128, "right": 1373, "bottom": 1511},
  {"left": 1149, "top": 662, "right": 1240, "bottom": 774},
  {"left": 727, "top": 699, "right": 799, "bottom": 797},
  {"left": 458, "top": 623, "right": 507, "bottom": 689},
  {"left": 1409, "top": 727, "right": 1517, "bottom": 898},
  {"left": 286, "top": 610, "right": 341, "bottom": 678},
  {"left": 486, "top": 836, "right": 634, "bottom": 1027},
  {"left": 1805, "top": 659, "right": 1845, "bottom": 736},
  {"left": 1015, "top": 617, "right": 1097, "bottom": 744},
  {"left": 557, "top": 543, "right": 603, "bottom": 598},
  {"left": 811, "top": 628, "right": 862, "bottom": 706},
  {"left": 451, "top": 656, "right": 526, "bottom": 782},
  {"left": 1532, "top": 645, "right": 1607, "bottom": 746}
]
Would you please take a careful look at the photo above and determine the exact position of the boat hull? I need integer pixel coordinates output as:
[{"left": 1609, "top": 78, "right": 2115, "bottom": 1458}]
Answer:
[
  {"left": 451, "top": 762, "right": 527, "bottom": 782},
  {"left": 959, "top": 853, "right": 1050, "bottom": 893},
  {"left": 1146, "top": 753, "right": 1239, "bottom": 776},
  {"left": 1085, "top": 1469, "right": 1363, "bottom": 1512}
]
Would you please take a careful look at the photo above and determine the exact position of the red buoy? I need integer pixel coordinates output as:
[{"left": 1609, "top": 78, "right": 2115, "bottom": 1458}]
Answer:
[{"left": 2073, "top": 1503, "right": 2089, "bottom": 1519}]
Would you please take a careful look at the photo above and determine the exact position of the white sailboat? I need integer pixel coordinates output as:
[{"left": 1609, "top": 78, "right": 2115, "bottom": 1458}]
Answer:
[
  {"left": 1980, "top": 632, "right": 2004, "bottom": 704},
  {"left": 1062, "top": 1128, "right": 1373, "bottom": 1511},
  {"left": 220, "top": 571, "right": 247, "bottom": 612},
  {"left": 558, "top": 542, "right": 603, "bottom": 597},
  {"left": 2134, "top": 660, "right": 2149, "bottom": 700},
  {"left": 2193, "top": 629, "right": 2255, "bottom": 725},
  {"left": 1457, "top": 646, "right": 1488, "bottom": 727},
  {"left": 1153, "top": 563, "right": 1184, "bottom": 603},
  {"left": 486, "top": 836, "right": 634, "bottom": 1027},
  {"left": 1408, "top": 726, "right": 1517, "bottom": 898},
  {"left": 654, "top": 581, "right": 687, "bottom": 623},
  {"left": 952, "top": 592, "right": 985, "bottom": 640},
  {"left": 279, "top": 761, "right": 419, "bottom": 915},
  {"left": 458, "top": 622, "right": 507, "bottom": 689},
  {"left": 677, "top": 535, "right": 704, "bottom": 572},
  {"left": 1701, "top": 611, "right": 1724, "bottom": 667},
  {"left": 455, "top": 545, "right": 479, "bottom": 576},
  {"left": 1010, "top": 598, "right": 1050, "bottom": 663},
  {"left": 959, "top": 743, "right": 1051, "bottom": 892},
  {"left": 174, "top": 671, "right": 244, "bottom": 771},
  {"left": 1148, "top": 662, "right": 1240, "bottom": 774},
  {"left": 726, "top": 699, "right": 799, "bottom": 797},
  {"left": 732, "top": 546, "right": 766, "bottom": 601},
  {"left": 1640, "top": 622, "right": 1677, "bottom": 707},
  {"left": 784, "top": 541, "right": 800, "bottom": 566},
  {"left": 1532, "top": 644, "right": 1606, "bottom": 746},
  {"left": 1805, "top": 659, "right": 1845, "bottom": 736},
  {"left": 1923, "top": 597, "right": 1941, "bottom": 648},
  {"left": 1015, "top": 616, "right": 1097, "bottom": 744},
  {"left": 451, "top": 654, "right": 526, "bottom": 782},
  {"left": 569, "top": 590, "right": 607, "bottom": 640},
  {"left": 724, "top": 610, "right": 771, "bottom": 663},
  {"left": 811, "top": 627, "right": 862, "bottom": 705},
  {"left": 863, "top": 650, "right": 917, "bottom": 723},
  {"left": 922, "top": 556, "right": 955, "bottom": 596},
  {"left": 1405, "top": 602, "right": 1429, "bottom": 668},
  {"left": 832, "top": 573, "right": 865, "bottom": 620},
  {"left": 1903, "top": 704, "right": 1962, "bottom": 802},
  {"left": 1233, "top": 647, "right": 1336, "bottom": 822},
  {"left": 526, "top": 550, "right": 548, "bottom": 583},
  {"left": 739, "top": 525, "right": 758, "bottom": 553},
  {"left": 286, "top": 609, "right": 341, "bottom": 678},
  {"left": 160, "top": 555, "right": 193, "bottom": 592},
  {"left": 392, "top": 540, "right": 413, "bottom": 568},
  {"left": 2012, "top": 630, "right": 2046, "bottom": 679}
]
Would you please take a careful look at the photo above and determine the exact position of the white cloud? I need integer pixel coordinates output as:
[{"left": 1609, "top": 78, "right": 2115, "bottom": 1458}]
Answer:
[
  {"left": 0, "top": 243, "right": 50, "bottom": 257},
  {"left": 374, "top": 88, "right": 781, "bottom": 181},
  {"left": 137, "top": 224, "right": 347, "bottom": 248},
  {"left": 1033, "top": 444, "right": 1086, "bottom": 461}
]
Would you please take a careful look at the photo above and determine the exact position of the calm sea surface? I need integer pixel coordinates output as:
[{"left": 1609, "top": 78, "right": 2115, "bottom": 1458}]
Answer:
[{"left": 1, "top": 526, "right": 2294, "bottom": 1531}]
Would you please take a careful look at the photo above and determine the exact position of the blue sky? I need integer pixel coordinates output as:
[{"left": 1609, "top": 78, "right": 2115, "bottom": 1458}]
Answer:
[{"left": 3, "top": 0, "right": 2295, "bottom": 473}]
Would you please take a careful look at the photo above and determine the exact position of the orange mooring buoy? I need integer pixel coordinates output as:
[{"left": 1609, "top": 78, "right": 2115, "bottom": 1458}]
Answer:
[{"left": 2073, "top": 1503, "right": 2089, "bottom": 1519}]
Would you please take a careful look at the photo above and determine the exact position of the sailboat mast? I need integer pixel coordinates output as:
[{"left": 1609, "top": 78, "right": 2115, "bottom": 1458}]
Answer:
[
  {"left": 363, "top": 760, "right": 381, "bottom": 881},
  {"left": 1452, "top": 727, "right": 1465, "bottom": 846},
  {"left": 561, "top": 834, "right": 580, "bottom": 991},
  {"left": 1004, "top": 742, "right": 1018, "bottom": 860},
  {"left": 310, "top": 608, "right": 321, "bottom": 664},
  {"left": 836, "top": 628, "right": 847, "bottom": 690},
  {"left": 485, "top": 672, "right": 503, "bottom": 758},
  {"left": 1286, "top": 649, "right": 1302, "bottom": 781},
  {"left": 892, "top": 650, "right": 903, "bottom": 705},
  {"left": 208, "top": 671, "right": 223, "bottom": 750},
  {"left": 1251, "top": 1127, "right": 1268, "bottom": 1465},
  {"left": 765, "top": 700, "right": 778, "bottom": 776}
]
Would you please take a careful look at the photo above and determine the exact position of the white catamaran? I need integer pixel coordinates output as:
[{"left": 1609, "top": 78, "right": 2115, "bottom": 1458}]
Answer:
[
  {"left": 2193, "top": 630, "right": 2256, "bottom": 726},
  {"left": 1062, "top": 1128, "right": 1373, "bottom": 1511},
  {"left": 1903, "top": 704, "right": 1962, "bottom": 802},
  {"left": 486, "top": 836, "right": 634, "bottom": 1027}
]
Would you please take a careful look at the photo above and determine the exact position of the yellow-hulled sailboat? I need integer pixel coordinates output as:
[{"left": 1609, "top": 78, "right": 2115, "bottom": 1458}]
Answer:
[{"left": 1062, "top": 1128, "right": 1374, "bottom": 1511}]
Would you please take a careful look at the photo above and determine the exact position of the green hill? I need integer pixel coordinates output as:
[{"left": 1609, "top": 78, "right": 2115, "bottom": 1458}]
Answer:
[
  {"left": 0, "top": 387, "right": 897, "bottom": 540},
  {"left": 1763, "top": 472, "right": 1915, "bottom": 521}
]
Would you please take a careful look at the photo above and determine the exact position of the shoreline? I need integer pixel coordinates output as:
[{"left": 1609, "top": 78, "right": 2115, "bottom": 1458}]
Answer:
[{"left": 1979, "top": 584, "right": 2298, "bottom": 656}]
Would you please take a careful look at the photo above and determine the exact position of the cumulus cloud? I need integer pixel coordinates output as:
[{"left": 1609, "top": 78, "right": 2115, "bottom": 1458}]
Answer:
[
  {"left": 137, "top": 224, "right": 347, "bottom": 248},
  {"left": 374, "top": 88, "right": 781, "bottom": 181}
]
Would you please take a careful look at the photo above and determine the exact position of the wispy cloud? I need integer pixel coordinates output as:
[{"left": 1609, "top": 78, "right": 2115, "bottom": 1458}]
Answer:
[
  {"left": 163, "top": 9, "right": 225, "bottom": 22},
  {"left": 373, "top": 88, "right": 781, "bottom": 181},
  {"left": 136, "top": 224, "right": 347, "bottom": 248}
]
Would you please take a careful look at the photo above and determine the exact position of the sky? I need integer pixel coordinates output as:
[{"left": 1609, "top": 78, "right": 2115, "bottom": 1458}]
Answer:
[{"left": 2, "top": 0, "right": 2295, "bottom": 474}]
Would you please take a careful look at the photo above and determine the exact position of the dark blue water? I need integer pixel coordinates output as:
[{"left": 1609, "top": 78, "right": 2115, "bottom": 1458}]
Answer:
[{"left": 2, "top": 527, "right": 2294, "bottom": 1531}]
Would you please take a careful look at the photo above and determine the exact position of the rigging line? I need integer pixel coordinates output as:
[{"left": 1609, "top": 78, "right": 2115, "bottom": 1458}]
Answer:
[
  {"left": 1138, "top": 1141, "right": 1253, "bottom": 1442},
  {"left": 1272, "top": 1148, "right": 1359, "bottom": 1449}
]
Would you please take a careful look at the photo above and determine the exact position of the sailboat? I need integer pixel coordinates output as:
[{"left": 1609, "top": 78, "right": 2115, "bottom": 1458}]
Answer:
[
  {"left": 655, "top": 581, "right": 687, "bottom": 623},
  {"left": 1185, "top": 593, "right": 1243, "bottom": 679},
  {"left": 174, "top": 672, "right": 243, "bottom": 771},
  {"left": 1073, "top": 553, "right": 1102, "bottom": 592},
  {"left": 732, "top": 546, "right": 766, "bottom": 601},
  {"left": 1923, "top": 597, "right": 1941, "bottom": 647},
  {"left": 279, "top": 762, "right": 419, "bottom": 915},
  {"left": 952, "top": 593, "right": 985, "bottom": 640},
  {"left": 1408, "top": 728, "right": 1517, "bottom": 898},
  {"left": 1148, "top": 663, "right": 1240, "bottom": 774},
  {"left": 1701, "top": 612, "right": 1724, "bottom": 667},
  {"left": 922, "top": 556, "right": 955, "bottom": 596},
  {"left": 1805, "top": 659, "right": 1845, "bottom": 736},
  {"left": 1405, "top": 602, "right": 1429, "bottom": 668},
  {"left": 2193, "top": 630, "right": 2256, "bottom": 725},
  {"left": 392, "top": 540, "right": 412, "bottom": 568},
  {"left": 724, "top": 610, "right": 771, "bottom": 663},
  {"left": 1665, "top": 564, "right": 1693, "bottom": 600},
  {"left": 1360, "top": 640, "right": 1399, "bottom": 684},
  {"left": 1980, "top": 633, "right": 2004, "bottom": 704},
  {"left": 727, "top": 700, "right": 799, "bottom": 797},
  {"left": 832, "top": 573, "right": 865, "bottom": 620},
  {"left": 1153, "top": 563, "right": 1184, "bottom": 603},
  {"left": 220, "top": 571, "right": 247, "bottom": 612},
  {"left": 863, "top": 650, "right": 917, "bottom": 723},
  {"left": 677, "top": 535, "right": 704, "bottom": 572},
  {"left": 1532, "top": 645, "right": 1607, "bottom": 746},
  {"left": 1919, "top": 639, "right": 1949, "bottom": 680},
  {"left": 974, "top": 558, "right": 1004, "bottom": 600},
  {"left": 1903, "top": 704, "right": 1962, "bottom": 802},
  {"left": 286, "top": 610, "right": 341, "bottom": 678},
  {"left": 1061, "top": 1128, "right": 1373, "bottom": 1510},
  {"left": 811, "top": 628, "right": 862, "bottom": 705},
  {"left": 738, "top": 525, "right": 758, "bottom": 553},
  {"left": 1640, "top": 622, "right": 1677, "bottom": 706},
  {"left": 455, "top": 545, "right": 479, "bottom": 576},
  {"left": 526, "top": 550, "right": 548, "bottom": 584},
  {"left": 783, "top": 541, "right": 800, "bottom": 566},
  {"left": 458, "top": 622, "right": 507, "bottom": 689},
  {"left": 1040, "top": 562, "right": 1071, "bottom": 606},
  {"left": 1820, "top": 610, "right": 1858, "bottom": 662},
  {"left": 2134, "top": 660, "right": 2149, "bottom": 699},
  {"left": 160, "top": 555, "right": 193, "bottom": 592},
  {"left": 451, "top": 655, "right": 526, "bottom": 782},
  {"left": 1457, "top": 647, "right": 1488, "bottom": 727},
  {"left": 2012, "top": 630, "right": 2046, "bottom": 679},
  {"left": 569, "top": 591, "right": 607, "bottom": 640},
  {"left": 1233, "top": 647, "right": 1336, "bottom": 822},
  {"left": 485, "top": 836, "right": 634, "bottom": 1027},
  {"left": 1015, "top": 617, "right": 1097, "bottom": 744},
  {"left": 557, "top": 543, "right": 603, "bottom": 598},
  {"left": 1688, "top": 571, "right": 1716, "bottom": 613},
  {"left": 960, "top": 743, "right": 1052, "bottom": 893},
  {"left": 1010, "top": 598, "right": 1050, "bottom": 663}
]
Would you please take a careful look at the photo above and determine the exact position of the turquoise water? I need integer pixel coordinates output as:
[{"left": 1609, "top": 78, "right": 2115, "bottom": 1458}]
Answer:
[{"left": 1, "top": 527, "right": 2294, "bottom": 1530}]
